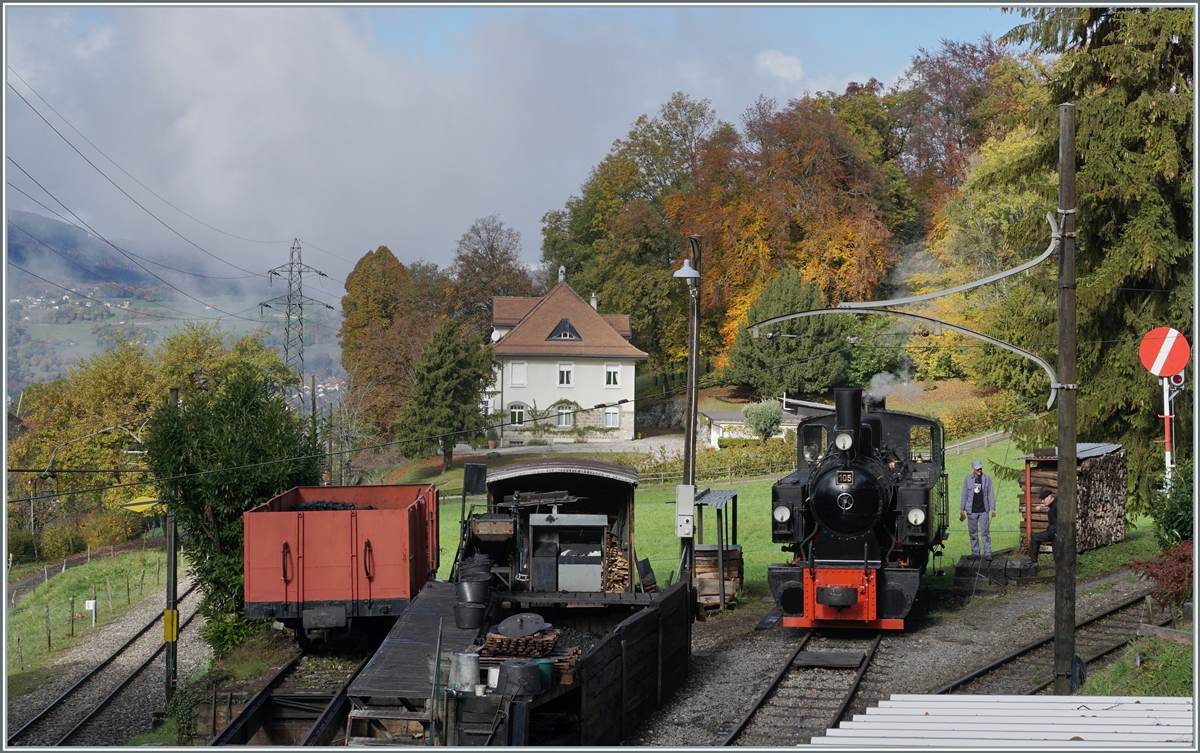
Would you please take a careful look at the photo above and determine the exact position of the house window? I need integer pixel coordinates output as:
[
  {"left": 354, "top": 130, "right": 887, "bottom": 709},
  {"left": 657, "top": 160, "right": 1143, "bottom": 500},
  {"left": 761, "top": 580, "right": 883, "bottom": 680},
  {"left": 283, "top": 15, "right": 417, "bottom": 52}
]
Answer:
[
  {"left": 605, "top": 363, "right": 620, "bottom": 387},
  {"left": 510, "top": 362, "right": 526, "bottom": 387},
  {"left": 509, "top": 404, "right": 526, "bottom": 427},
  {"left": 603, "top": 407, "right": 620, "bottom": 428},
  {"left": 556, "top": 405, "right": 574, "bottom": 428},
  {"left": 558, "top": 363, "right": 573, "bottom": 387}
]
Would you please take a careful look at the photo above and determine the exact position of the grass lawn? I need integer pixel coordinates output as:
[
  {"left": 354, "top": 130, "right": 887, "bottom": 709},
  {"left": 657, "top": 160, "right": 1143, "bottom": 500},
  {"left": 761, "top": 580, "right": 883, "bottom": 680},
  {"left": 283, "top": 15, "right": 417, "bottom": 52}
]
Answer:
[
  {"left": 1080, "top": 635, "right": 1194, "bottom": 696},
  {"left": 6, "top": 550, "right": 190, "bottom": 699}
]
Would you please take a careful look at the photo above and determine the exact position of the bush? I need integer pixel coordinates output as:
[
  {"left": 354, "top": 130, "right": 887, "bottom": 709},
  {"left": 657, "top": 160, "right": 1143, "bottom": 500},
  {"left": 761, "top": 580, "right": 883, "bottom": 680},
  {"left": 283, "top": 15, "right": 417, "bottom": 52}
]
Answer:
[
  {"left": 527, "top": 438, "right": 549, "bottom": 446},
  {"left": 939, "top": 391, "right": 1025, "bottom": 441},
  {"left": 199, "top": 612, "right": 271, "bottom": 656},
  {"left": 8, "top": 528, "right": 38, "bottom": 563},
  {"left": 1131, "top": 540, "right": 1192, "bottom": 607},
  {"left": 742, "top": 400, "right": 783, "bottom": 444},
  {"left": 39, "top": 519, "right": 85, "bottom": 560},
  {"left": 718, "top": 437, "right": 785, "bottom": 450},
  {"left": 83, "top": 508, "right": 141, "bottom": 549},
  {"left": 1150, "top": 461, "right": 1192, "bottom": 550}
]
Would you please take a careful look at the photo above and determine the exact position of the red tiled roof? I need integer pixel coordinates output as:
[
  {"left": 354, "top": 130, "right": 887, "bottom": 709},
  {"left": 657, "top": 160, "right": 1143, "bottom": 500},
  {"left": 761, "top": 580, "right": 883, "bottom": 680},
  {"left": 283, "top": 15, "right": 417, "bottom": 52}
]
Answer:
[{"left": 492, "top": 283, "right": 648, "bottom": 359}]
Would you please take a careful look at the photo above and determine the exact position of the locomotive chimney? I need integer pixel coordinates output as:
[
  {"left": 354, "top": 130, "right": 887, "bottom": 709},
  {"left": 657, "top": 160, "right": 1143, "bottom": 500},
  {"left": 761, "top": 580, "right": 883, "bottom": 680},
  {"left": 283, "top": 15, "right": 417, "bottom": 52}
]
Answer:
[{"left": 834, "top": 387, "right": 863, "bottom": 448}]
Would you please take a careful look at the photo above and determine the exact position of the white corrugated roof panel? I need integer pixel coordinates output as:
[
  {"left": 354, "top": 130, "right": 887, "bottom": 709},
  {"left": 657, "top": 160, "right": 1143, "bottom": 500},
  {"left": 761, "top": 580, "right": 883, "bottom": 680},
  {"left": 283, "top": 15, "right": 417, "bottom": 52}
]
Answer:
[{"left": 804, "top": 694, "right": 1193, "bottom": 748}]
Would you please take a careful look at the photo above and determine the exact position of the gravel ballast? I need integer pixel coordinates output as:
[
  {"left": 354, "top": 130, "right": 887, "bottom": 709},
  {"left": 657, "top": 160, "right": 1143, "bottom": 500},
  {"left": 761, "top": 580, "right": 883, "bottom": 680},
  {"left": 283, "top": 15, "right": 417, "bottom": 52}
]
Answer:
[{"left": 627, "top": 569, "right": 1155, "bottom": 746}]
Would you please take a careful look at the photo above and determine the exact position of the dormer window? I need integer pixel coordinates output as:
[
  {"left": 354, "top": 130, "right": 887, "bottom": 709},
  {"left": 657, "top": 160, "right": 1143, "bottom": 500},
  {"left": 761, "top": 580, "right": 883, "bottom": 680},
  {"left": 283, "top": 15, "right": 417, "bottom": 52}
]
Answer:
[{"left": 547, "top": 319, "right": 581, "bottom": 341}]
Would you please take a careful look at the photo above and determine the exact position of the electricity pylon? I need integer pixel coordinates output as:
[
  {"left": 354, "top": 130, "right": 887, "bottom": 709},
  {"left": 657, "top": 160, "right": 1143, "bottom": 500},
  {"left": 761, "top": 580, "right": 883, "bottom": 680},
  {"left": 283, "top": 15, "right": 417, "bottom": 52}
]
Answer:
[{"left": 260, "top": 238, "right": 333, "bottom": 379}]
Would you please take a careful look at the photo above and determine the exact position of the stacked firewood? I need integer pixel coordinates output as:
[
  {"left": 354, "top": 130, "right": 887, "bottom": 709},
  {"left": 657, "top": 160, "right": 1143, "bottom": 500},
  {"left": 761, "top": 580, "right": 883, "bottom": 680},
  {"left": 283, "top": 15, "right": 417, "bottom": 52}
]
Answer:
[
  {"left": 1018, "top": 447, "right": 1127, "bottom": 553},
  {"left": 468, "top": 645, "right": 583, "bottom": 686},
  {"left": 478, "top": 628, "right": 561, "bottom": 658},
  {"left": 603, "top": 532, "right": 630, "bottom": 592}
]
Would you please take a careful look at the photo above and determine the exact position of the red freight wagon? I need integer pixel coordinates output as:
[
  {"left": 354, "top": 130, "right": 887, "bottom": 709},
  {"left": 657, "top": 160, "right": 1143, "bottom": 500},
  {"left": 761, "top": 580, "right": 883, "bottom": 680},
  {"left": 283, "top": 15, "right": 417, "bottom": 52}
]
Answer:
[{"left": 244, "top": 484, "right": 438, "bottom": 642}]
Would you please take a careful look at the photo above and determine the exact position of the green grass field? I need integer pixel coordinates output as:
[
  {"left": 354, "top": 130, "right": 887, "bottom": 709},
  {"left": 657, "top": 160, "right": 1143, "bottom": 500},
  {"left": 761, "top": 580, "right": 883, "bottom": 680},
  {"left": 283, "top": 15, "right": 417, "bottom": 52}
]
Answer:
[{"left": 434, "top": 438, "right": 1159, "bottom": 596}]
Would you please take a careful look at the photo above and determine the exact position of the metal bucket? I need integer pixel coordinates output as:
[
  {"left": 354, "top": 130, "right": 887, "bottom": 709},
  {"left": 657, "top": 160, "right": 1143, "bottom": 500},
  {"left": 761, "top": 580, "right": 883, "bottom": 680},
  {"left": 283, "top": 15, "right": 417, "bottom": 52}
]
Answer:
[
  {"left": 458, "top": 557, "right": 492, "bottom": 578},
  {"left": 449, "top": 652, "right": 481, "bottom": 691},
  {"left": 497, "top": 659, "right": 545, "bottom": 696},
  {"left": 457, "top": 573, "right": 492, "bottom": 604},
  {"left": 453, "top": 602, "right": 487, "bottom": 630}
]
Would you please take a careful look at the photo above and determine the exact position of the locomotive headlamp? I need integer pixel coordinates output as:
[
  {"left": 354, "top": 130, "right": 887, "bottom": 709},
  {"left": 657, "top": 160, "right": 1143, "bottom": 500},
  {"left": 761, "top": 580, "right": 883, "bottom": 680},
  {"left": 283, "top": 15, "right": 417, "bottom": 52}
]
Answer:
[
  {"left": 773, "top": 505, "right": 792, "bottom": 523},
  {"left": 834, "top": 432, "right": 854, "bottom": 451},
  {"left": 906, "top": 507, "right": 926, "bottom": 526}
]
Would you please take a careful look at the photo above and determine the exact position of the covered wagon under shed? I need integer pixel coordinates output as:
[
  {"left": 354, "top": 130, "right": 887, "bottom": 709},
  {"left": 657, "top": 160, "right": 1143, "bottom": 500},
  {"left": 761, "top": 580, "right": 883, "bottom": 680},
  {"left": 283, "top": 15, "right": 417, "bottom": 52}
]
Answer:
[{"left": 1017, "top": 443, "right": 1126, "bottom": 557}]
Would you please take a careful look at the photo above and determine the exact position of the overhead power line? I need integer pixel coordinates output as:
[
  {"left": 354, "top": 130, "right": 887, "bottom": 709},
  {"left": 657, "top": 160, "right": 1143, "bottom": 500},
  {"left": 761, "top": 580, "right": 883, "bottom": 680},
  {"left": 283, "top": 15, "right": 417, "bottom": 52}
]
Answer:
[{"left": 7, "top": 66, "right": 295, "bottom": 246}]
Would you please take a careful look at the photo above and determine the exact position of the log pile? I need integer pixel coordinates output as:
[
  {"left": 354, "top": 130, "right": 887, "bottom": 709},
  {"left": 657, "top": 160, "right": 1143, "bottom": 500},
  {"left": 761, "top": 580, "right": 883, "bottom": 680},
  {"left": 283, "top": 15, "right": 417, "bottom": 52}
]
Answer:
[
  {"left": 603, "top": 533, "right": 630, "bottom": 592},
  {"left": 467, "top": 646, "right": 583, "bottom": 686},
  {"left": 1018, "top": 446, "right": 1126, "bottom": 554},
  {"left": 693, "top": 547, "right": 743, "bottom": 608},
  {"left": 478, "top": 629, "right": 560, "bottom": 658}
]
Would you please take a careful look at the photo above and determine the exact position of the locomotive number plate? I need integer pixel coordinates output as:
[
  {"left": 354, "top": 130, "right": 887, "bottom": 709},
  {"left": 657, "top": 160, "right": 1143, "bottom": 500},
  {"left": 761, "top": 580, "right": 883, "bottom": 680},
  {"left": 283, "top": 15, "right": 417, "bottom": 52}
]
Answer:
[{"left": 837, "top": 471, "right": 854, "bottom": 485}]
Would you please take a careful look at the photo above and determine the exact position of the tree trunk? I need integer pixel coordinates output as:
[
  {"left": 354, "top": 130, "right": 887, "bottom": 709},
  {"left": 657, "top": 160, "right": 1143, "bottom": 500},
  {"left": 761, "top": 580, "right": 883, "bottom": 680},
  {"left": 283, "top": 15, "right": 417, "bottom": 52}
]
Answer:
[{"left": 442, "top": 439, "right": 454, "bottom": 474}]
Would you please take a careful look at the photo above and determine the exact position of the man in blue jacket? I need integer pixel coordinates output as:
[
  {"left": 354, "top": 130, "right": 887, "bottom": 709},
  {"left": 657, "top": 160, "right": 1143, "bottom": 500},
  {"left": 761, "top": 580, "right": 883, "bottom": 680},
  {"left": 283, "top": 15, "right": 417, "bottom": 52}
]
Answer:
[{"left": 959, "top": 460, "right": 996, "bottom": 558}]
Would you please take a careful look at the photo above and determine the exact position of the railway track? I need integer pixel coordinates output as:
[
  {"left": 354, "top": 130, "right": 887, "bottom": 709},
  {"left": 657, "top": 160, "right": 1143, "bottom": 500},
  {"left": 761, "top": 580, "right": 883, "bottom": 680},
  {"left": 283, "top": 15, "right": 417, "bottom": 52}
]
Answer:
[
  {"left": 7, "top": 584, "right": 202, "bottom": 747},
  {"left": 721, "top": 631, "right": 882, "bottom": 746},
  {"left": 210, "top": 650, "right": 372, "bottom": 745},
  {"left": 934, "top": 592, "right": 1172, "bottom": 695}
]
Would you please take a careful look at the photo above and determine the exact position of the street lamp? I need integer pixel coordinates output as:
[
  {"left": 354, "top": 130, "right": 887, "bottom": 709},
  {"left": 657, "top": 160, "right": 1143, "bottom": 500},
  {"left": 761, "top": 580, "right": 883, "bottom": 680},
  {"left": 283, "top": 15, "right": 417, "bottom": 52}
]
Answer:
[{"left": 673, "top": 236, "right": 702, "bottom": 584}]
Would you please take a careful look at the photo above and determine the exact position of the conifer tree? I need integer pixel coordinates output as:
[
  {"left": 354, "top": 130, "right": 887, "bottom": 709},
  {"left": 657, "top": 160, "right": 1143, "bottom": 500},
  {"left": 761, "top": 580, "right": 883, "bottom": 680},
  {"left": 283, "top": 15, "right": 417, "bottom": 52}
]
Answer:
[{"left": 394, "top": 319, "right": 495, "bottom": 472}]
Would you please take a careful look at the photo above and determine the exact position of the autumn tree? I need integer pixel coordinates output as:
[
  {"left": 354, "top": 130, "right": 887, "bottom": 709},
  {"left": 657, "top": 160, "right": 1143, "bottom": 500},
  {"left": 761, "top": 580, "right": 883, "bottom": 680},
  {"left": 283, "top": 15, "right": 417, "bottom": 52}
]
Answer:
[
  {"left": 726, "top": 267, "right": 849, "bottom": 399},
  {"left": 449, "top": 215, "right": 536, "bottom": 339},
  {"left": 338, "top": 246, "right": 411, "bottom": 371},
  {"left": 393, "top": 319, "right": 494, "bottom": 472}
]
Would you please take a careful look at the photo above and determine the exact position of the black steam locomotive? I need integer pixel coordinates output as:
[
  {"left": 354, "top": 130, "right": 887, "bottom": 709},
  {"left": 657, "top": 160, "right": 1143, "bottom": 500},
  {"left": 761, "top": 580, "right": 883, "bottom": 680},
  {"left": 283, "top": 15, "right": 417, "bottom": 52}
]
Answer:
[{"left": 767, "top": 387, "right": 948, "bottom": 629}]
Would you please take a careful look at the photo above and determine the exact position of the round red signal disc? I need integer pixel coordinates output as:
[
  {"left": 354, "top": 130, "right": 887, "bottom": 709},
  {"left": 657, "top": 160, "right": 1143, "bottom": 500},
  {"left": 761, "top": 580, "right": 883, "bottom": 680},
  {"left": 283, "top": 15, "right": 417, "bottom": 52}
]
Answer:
[{"left": 1139, "top": 327, "right": 1191, "bottom": 377}]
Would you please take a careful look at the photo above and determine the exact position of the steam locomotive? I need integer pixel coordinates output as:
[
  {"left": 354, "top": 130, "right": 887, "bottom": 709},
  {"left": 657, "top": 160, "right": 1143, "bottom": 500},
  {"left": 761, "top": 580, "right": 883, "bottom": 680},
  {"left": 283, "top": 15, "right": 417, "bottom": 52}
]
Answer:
[{"left": 767, "top": 387, "right": 948, "bottom": 629}]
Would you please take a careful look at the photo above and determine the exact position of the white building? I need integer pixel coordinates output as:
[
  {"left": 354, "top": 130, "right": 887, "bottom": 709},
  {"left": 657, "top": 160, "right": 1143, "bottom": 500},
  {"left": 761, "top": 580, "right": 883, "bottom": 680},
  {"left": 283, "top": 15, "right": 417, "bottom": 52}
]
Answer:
[{"left": 487, "top": 278, "right": 647, "bottom": 446}]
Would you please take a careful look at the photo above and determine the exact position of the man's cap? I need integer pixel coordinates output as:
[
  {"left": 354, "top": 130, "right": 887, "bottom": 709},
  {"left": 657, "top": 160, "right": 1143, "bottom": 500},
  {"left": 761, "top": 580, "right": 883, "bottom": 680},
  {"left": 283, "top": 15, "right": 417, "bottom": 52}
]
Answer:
[
  {"left": 1039, "top": 488, "right": 1053, "bottom": 500},
  {"left": 971, "top": 460, "right": 983, "bottom": 470}
]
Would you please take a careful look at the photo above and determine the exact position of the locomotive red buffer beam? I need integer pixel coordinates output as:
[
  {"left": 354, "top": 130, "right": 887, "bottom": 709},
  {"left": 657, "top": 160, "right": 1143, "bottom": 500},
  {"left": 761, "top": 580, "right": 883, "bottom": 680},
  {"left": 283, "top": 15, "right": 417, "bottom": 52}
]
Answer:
[{"left": 774, "top": 567, "right": 907, "bottom": 630}]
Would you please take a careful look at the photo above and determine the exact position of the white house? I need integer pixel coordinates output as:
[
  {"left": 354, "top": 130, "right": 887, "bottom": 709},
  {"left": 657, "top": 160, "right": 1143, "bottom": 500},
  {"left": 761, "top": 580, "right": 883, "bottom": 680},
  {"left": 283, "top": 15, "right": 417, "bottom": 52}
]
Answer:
[{"left": 487, "top": 277, "right": 647, "bottom": 445}]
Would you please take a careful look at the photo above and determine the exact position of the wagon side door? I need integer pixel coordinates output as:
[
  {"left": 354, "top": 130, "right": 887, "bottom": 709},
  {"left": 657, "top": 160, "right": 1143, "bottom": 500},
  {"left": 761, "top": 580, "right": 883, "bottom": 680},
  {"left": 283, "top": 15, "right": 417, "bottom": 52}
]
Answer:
[
  {"left": 298, "top": 511, "right": 354, "bottom": 610},
  {"left": 243, "top": 510, "right": 301, "bottom": 620},
  {"left": 354, "top": 506, "right": 410, "bottom": 602}
]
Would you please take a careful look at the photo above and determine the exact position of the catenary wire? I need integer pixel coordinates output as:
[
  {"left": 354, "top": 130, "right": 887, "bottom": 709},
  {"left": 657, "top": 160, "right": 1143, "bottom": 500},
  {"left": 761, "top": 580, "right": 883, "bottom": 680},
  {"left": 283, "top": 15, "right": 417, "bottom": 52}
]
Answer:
[
  {"left": 7, "top": 157, "right": 264, "bottom": 324},
  {"left": 6, "top": 66, "right": 294, "bottom": 246},
  {"left": 7, "top": 82, "right": 264, "bottom": 276}
]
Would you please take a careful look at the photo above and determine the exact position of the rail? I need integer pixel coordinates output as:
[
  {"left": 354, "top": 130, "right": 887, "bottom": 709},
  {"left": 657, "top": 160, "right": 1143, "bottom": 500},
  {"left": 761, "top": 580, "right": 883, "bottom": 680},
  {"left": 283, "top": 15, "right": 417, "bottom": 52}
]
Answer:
[
  {"left": 299, "top": 655, "right": 373, "bottom": 746},
  {"left": 6, "top": 583, "right": 199, "bottom": 746},
  {"left": 933, "top": 592, "right": 1172, "bottom": 694},
  {"left": 208, "top": 652, "right": 305, "bottom": 745},
  {"left": 56, "top": 609, "right": 201, "bottom": 745}
]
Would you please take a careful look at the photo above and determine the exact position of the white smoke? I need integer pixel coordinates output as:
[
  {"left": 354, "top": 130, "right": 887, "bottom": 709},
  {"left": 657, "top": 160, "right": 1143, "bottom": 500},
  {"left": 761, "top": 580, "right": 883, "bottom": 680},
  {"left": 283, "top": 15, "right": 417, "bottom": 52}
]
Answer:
[{"left": 867, "top": 372, "right": 922, "bottom": 402}]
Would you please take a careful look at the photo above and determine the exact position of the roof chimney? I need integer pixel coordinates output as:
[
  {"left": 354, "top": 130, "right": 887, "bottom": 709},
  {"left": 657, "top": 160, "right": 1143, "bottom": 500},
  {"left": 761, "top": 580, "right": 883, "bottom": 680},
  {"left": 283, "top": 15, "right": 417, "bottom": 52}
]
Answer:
[
  {"left": 558, "top": 265, "right": 566, "bottom": 283},
  {"left": 590, "top": 292, "right": 598, "bottom": 310}
]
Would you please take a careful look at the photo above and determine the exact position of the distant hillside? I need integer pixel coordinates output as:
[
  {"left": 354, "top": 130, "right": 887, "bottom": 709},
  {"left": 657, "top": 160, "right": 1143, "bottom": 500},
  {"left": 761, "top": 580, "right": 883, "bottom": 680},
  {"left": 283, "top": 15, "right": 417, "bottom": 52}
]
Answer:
[{"left": 7, "top": 210, "right": 156, "bottom": 286}]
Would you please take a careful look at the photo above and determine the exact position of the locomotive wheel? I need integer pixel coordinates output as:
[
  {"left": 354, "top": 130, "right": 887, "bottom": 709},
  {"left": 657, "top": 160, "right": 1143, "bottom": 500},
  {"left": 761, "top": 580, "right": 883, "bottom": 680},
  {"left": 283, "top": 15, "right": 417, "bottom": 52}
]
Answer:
[{"left": 295, "top": 627, "right": 311, "bottom": 650}]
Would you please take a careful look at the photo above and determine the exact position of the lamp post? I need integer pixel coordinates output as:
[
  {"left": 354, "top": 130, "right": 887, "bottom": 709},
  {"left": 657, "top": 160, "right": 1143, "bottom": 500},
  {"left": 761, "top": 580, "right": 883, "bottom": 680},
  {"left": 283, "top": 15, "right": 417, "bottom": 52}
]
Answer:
[{"left": 673, "top": 235, "right": 701, "bottom": 583}]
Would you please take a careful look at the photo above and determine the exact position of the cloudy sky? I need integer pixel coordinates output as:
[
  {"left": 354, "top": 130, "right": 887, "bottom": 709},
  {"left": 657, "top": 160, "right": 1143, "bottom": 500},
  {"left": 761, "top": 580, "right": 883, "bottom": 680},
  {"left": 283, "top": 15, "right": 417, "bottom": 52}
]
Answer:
[{"left": 5, "top": 4, "right": 1023, "bottom": 292}]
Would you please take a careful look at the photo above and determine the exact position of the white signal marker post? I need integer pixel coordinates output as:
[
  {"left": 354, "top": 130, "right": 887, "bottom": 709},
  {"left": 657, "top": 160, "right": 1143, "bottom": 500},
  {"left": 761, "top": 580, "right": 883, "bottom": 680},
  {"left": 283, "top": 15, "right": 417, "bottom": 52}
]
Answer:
[{"left": 1138, "top": 327, "right": 1191, "bottom": 490}]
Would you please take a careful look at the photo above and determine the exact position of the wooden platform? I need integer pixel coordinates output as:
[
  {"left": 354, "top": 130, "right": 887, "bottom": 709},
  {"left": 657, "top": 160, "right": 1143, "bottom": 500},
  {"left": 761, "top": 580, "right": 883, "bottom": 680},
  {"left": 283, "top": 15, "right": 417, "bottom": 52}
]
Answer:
[{"left": 348, "top": 580, "right": 483, "bottom": 705}]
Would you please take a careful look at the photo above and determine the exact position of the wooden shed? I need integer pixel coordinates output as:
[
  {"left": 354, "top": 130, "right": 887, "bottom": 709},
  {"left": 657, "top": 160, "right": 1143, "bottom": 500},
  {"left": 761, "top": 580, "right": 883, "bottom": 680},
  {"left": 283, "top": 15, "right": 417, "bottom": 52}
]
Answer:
[{"left": 1017, "top": 443, "right": 1127, "bottom": 556}]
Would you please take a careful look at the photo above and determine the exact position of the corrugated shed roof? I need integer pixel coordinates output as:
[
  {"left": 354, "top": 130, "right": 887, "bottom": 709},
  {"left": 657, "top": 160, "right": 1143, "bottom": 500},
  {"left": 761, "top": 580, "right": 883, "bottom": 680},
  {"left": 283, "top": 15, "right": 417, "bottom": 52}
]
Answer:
[
  {"left": 1021, "top": 443, "right": 1125, "bottom": 461},
  {"left": 695, "top": 488, "right": 738, "bottom": 510},
  {"left": 492, "top": 282, "right": 648, "bottom": 359},
  {"left": 806, "top": 694, "right": 1193, "bottom": 748}
]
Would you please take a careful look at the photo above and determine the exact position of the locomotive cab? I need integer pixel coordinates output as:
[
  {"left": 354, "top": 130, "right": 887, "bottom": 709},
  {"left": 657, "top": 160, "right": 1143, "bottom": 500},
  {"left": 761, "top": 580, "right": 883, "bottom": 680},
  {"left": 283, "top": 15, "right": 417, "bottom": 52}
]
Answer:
[{"left": 768, "top": 388, "right": 948, "bottom": 629}]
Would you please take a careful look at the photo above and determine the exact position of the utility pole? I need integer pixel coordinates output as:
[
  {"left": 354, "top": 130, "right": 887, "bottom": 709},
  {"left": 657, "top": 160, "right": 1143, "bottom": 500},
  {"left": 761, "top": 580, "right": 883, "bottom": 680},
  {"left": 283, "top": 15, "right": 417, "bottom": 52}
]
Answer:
[
  {"left": 674, "top": 236, "right": 702, "bottom": 586},
  {"left": 165, "top": 386, "right": 180, "bottom": 707},
  {"left": 260, "top": 239, "right": 333, "bottom": 384},
  {"left": 1053, "top": 102, "right": 1079, "bottom": 695}
]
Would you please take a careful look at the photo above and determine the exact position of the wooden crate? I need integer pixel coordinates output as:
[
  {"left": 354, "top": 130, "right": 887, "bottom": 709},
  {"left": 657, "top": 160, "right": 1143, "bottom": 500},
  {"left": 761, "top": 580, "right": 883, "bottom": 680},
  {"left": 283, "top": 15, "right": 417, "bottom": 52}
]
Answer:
[{"left": 693, "top": 546, "right": 742, "bottom": 607}]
